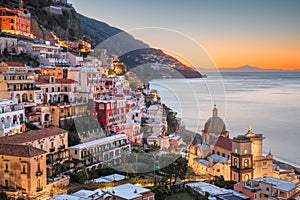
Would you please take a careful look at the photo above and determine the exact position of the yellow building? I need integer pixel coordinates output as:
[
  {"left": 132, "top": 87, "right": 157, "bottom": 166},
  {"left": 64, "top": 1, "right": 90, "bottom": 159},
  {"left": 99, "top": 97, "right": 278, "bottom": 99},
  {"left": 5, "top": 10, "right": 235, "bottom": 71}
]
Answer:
[
  {"left": 40, "top": 66, "right": 64, "bottom": 79},
  {"left": 0, "top": 71, "right": 41, "bottom": 102},
  {"left": 231, "top": 127, "right": 273, "bottom": 182},
  {"left": 193, "top": 154, "right": 231, "bottom": 180},
  {"left": 0, "top": 127, "right": 69, "bottom": 178},
  {"left": 244, "top": 128, "right": 273, "bottom": 179},
  {"left": 0, "top": 143, "right": 47, "bottom": 195}
]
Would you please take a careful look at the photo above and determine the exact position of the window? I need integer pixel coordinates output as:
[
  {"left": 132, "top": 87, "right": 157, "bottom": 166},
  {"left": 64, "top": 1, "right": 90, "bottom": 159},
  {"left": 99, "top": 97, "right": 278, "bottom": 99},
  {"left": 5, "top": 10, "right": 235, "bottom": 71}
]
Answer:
[
  {"left": 99, "top": 104, "right": 105, "bottom": 110},
  {"left": 65, "top": 87, "right": 67, "bottom": 92},
  {"left": 30, "top": 94, "right": 33, "bottom": 100},
  {"left": 5, "top": 180, "right": 8, "bottom": 188},
  {"left": 37, "top": 162, "right": 41, "bottom": 171},
  {"left": 58, "top": 87, "right": 60, "bottom": 92},
  {"left": 244, "top": 174, "right": 249, "bottom": 181},
  {"left": 51, "top": 142, "right": 54, "bottom": 148},
  {"left": 234, "top": 148, "right": 238, "bottom": 153},
  {"left": 40, "top": 144, "right": 43, "bottom": 149},
  {"left": 234, "top": 158, "right": 238, "bottom": 167},
  {"left": 244, "top": 149, "right": 248, "bottom": 154},
  {"left": 5, "top": 163, "right": 8, "bottom": 172},
  {"left": 52, "top": 87, "right": 54, "bottom": 92},
  {"left": 22, "top": 165, "right": 26, "bottom": 174},
  {"left": 74, "top": 150, "right": 77, "bottom": 155},
  {"left": 244, "top": 159, "right": 249, "bottom": 168},
  {"left": 46, "top": 88, "right": 48, "bottom": 93},
  {"left": 266, "top": 187, "right": 269, "bottom": 192}
]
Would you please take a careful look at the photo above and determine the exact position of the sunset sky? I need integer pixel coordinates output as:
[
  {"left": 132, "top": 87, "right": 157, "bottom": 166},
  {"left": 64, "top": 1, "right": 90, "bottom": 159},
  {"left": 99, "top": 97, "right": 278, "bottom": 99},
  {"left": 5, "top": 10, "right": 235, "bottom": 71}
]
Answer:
[{"left": 70, "top": 0, "right": 300, "bottom": 70}]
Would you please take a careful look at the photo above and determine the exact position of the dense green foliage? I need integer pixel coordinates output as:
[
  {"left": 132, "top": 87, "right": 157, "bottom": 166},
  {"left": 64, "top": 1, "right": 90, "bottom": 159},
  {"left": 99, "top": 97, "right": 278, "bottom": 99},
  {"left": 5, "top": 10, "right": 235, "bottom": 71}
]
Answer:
[{"left": 212, "top": 176, "right": 236, "bottom": 189}]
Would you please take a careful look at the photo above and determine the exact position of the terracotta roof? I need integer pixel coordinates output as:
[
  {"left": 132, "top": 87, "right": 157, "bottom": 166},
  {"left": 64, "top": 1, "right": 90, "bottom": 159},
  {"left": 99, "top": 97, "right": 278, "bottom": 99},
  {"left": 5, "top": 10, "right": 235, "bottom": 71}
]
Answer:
[
  {"left": 0, "top": 144, "right": 47, "bottom": 157},
  {"left": 215, "top": 137, "right": 232, "bottom": 151},
  {"left": 55, "top": 78, "right": 76, "bottom": 83},
  {"left": 4, "top": 61, "right": 25, "bottom": 67},
  {"left": 0, "top": 127, "right": 67, "bottom": 145}
]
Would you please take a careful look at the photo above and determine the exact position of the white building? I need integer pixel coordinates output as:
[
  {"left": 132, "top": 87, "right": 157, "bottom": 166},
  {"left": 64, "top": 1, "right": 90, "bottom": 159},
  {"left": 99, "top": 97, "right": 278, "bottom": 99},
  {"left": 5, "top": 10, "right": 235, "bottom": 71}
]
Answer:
[
  {"left": 186, "top": 182, "right": 250, "bottom": 200},
  {"left": 66, "top": 52, "right": 83, "bottom": 67},
  {"left": 0, "top": 98, "right": 25, "bottom": 137},
  {"left": 25, "top": 41, "right": 68, "bottom": 66},
  {"left": 69, "top": 134, "right": 130, "bottom": 169},
  {"left": 106, "top": 183, "right": 155, "bottom": 200},
  {"left": 237, "top": 177, "right": 300, "bottom": 200}
]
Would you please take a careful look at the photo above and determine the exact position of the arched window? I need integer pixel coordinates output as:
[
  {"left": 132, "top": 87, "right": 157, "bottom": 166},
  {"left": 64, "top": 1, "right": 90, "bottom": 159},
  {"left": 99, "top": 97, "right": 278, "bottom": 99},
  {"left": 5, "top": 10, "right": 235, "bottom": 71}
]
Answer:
[
  {"left": 244, "top": 174, "right": 249, "bottom": 181},
  {"left": 234, "top": 158, "right": 238, "bottom": 167},
  {"left": 244, "top": 149, "right": 248, "bottom": 154},
  {"left": 244, "top": 159, "right": 249, "bottom": 168}
]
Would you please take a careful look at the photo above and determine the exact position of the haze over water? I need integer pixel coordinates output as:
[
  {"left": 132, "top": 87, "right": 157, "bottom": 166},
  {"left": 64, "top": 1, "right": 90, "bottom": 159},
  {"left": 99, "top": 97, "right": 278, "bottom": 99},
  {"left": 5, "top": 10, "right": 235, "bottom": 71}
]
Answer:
[{"left": 150, "top": 72, "right": 300, "bottom": 168}]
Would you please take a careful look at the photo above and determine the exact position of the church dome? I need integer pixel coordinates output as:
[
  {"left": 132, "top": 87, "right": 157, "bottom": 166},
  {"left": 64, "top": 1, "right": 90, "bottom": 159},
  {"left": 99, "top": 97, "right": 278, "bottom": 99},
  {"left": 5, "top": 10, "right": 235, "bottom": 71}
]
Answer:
[{"left": 203, "top": 105, "right": 226, "bottom": 136}]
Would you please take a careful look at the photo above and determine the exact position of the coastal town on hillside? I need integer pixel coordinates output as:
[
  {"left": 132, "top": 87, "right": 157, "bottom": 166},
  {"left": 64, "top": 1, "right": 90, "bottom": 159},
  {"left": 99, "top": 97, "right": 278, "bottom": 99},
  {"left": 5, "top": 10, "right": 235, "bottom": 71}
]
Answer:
[{"left": 0, "top": 1, "right": 299, "bottom": 200}]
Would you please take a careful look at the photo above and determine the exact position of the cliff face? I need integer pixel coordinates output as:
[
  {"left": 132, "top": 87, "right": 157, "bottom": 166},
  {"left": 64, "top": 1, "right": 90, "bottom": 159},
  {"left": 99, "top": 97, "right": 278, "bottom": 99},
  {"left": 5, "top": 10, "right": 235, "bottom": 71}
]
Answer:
[{"left": 24, "top": 0, "right": 83, "bottom": 40}]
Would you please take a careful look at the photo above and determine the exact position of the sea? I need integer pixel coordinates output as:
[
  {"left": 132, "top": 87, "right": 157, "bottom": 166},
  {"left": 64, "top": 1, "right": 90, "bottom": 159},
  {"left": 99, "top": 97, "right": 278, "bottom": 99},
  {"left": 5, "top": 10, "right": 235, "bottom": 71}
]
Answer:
[{"left": 149, "top": 72, "right": 300, "bottom": 168}]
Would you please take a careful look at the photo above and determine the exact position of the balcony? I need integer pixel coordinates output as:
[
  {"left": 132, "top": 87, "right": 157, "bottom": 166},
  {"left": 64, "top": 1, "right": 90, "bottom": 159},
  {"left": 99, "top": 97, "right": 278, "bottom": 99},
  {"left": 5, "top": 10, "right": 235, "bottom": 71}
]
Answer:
[
  {"left": 36, "top": 171, "right": 43, "bottom": 176},
  {"left": 58, "top": 144, "right": 65, "bottom": 150},
  {"left": 49, "top": 147, "right": 55, "bottom": 152}
]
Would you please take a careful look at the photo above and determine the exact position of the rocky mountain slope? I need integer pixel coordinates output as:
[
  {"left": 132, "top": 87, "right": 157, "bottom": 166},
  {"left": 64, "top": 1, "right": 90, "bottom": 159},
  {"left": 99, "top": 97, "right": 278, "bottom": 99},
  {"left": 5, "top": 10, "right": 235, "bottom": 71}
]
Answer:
[{"left": 2, "top": 0, "right": 202, "bottom": 78}]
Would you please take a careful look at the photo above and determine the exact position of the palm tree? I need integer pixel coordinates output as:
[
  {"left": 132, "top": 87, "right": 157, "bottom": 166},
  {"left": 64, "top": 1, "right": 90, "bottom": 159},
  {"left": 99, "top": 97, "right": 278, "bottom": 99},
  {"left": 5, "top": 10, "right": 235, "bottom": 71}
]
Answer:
[{"left": 150, "top": 144, "right": 160, "bottom": 185}]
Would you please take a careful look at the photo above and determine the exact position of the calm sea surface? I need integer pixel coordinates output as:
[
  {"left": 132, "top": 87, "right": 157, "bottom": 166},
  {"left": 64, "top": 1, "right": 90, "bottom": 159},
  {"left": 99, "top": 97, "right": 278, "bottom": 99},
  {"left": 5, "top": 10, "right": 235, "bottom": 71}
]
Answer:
[{"left": 150, "top": 72, "right": 300, "bottom": 168}]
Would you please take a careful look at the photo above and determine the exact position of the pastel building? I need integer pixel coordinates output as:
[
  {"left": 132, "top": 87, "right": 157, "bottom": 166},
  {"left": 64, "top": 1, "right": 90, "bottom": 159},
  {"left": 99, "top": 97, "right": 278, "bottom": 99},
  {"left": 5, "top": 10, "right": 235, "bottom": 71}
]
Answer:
[
  {"left": 0, "top": 2, "right": 32, "bottom": 37},
  {"left": 25, "top": 42, "right": 68, "bottom": 66},
  {"left": 0, "top": 127, "right": 69, "bottom": 178},
  {"left": 106, "top": 183, "right": 155, "bottom": 200},
  {"left": 69, "top": 134, "right": 130, "bottom": 169},
  {"left": 0, "top": 98, "right": 25, "bottom": 136},
  {"left": 0, "top": 71, "right": 42, "bottom": 104},
  {"left": 231, "top": 128, "right": 273, "bottom": 182},
  {"left": 234, "top": 177, "right": 299, "bottom": 200},
  {"left": 0, "top": 144, "right": 47, "bottom": 195},
  {"left": 193, "top": 154, "right": 231, "bottom": 180}
]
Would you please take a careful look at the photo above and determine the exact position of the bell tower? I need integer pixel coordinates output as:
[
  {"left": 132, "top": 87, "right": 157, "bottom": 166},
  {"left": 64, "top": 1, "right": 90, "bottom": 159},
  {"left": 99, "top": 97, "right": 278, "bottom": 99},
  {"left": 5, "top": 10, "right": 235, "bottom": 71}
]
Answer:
[{"left": 231, "top": 135, "right": 254, "bottom": 182}]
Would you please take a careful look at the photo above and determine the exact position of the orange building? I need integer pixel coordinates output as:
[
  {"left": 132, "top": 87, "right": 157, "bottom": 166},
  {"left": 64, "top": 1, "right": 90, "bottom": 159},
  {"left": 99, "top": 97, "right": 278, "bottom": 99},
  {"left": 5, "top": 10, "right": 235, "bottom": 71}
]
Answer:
[{"left": 0, "top": 4, "right": 31, "bottom": 37}]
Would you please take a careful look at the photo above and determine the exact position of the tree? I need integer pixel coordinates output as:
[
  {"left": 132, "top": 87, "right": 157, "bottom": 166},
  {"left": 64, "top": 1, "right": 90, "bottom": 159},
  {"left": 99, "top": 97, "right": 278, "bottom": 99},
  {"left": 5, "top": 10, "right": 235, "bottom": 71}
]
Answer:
[
  {"left": 212, "top": 176, "right": 236, "bottom": 189},
  {"left": 150, "top": 144, "right": 160, "bottom": 185},
  {"left": 158, "top": 154, "right": 188, "bottom": 193},
  {"left": 150, "top": 185, "right": 170, "bottom": 200},
  {"left": 0, "top": 191, "right": 7, "bottom": 200}
]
